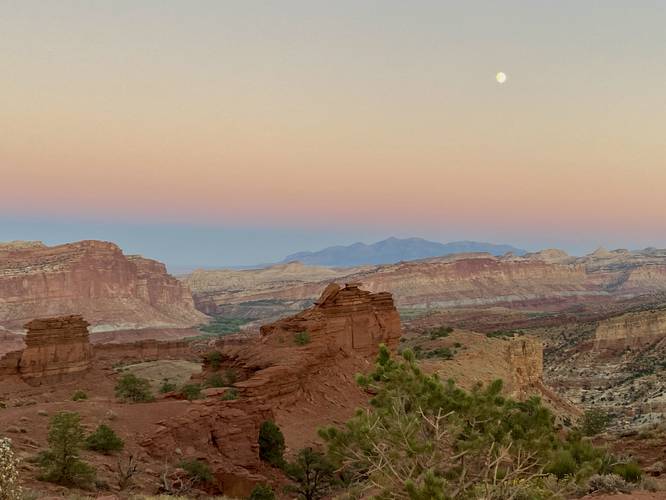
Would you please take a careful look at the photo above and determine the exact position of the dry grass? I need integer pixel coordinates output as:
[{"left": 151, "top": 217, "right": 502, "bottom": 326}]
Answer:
[{"left": 118, "top": 360, "right": 202, "bottom": 391}]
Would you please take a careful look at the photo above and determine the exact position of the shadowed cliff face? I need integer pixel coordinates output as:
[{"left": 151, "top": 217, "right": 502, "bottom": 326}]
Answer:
[{"left": 0, "top": 240, "right": 207, "bottom": 332}]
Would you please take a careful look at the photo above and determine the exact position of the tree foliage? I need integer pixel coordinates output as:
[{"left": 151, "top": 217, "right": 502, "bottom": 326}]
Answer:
[
  {"left": 284, "top": 447, "right": 337, "bottom": 500},
  {"left": 580, "top": 408, "right": 611, "bottom": 436},
  {"left": 249, "top": 483, "right": 276, "bottom": 500},
  {"left": 85, "top": 424, "right": 124, "bottom": 454},
  {"left": 319, "top": 345, "right": 618, "bottom": 499},
  {"left": 178, "top": 458, "right": 214, "bottom": 485},
  {"left": 115, "top": 373, "right": 154, "bottom": 403},
  {"left": 258, "top": 421, "right": 285, "bottom": 467},
  {"left": 38, "top": 411, "right": 95, "bottom": 487}
]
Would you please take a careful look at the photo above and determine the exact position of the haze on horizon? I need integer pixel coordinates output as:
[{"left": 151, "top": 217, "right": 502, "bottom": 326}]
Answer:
[{"left": 2, "top": 1, "right": 665, "bottom": 266}]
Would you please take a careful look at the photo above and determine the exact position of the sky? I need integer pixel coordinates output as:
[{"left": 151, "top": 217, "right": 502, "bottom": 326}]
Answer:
[{"left": 2, "top": 1, "right": 666, "bottom": 267}]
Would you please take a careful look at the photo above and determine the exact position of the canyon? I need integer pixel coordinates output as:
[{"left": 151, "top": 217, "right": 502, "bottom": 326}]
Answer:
[
  {"left": 0, "top": 283, "right": 573, "bottom": 497},
  {"left": 0, "top": 240, "right": 207, "bottom": 333},
  {"left": 185, "top": 248, "right": 666, "bottom": 323}
]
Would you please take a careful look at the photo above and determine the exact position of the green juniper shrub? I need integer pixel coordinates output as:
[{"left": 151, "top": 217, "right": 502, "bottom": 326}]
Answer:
[
  {"left": 422, "top": 347, "right": 453, "bottom": 359},
  {"left": 85, "top": 424, "right": 124, "bottom": 454},
  {"left": 115, "top": 373, "right": 154, "bottom": 403},
  {"left": 206, "top": 351, "right": 223, "bottom": 370},
  {"left": 429, "top": 326, "right": 454, "bottom": 339},
  {"left": 258, "top": 421, "right": 285, "bottom": 467},
  {"left": 71, "top": 390, "right": 88, "bottom": 401},
  {"left": 159, "top": 378, "right": 177, "bottom": 394},
  {"left": 205, "top": 373, "right": 226, "bottom": 388},
  {"left": 613, "top": 462, "right": 642, "bottom": 483},
  {"left": 320, "top": 345, "right": 612, "bottom": 498},
  {"left": 546, "top": 450, "right": 578, "bottom": 478},
  {"left": 294, "top": 331, "right": 311, "bottom": 346},
  {"left": 249, "top": 484, "right": 276, "bottom": 500},
  {"left": 221, "top": 388, "right": 239, "bottom": 401},
  {"left": 178, "top": 459, "right": 214, "bottom": 485},
  {"left": 180, "top": 383, "right": 203, "bottom": 401},
  {"left": 38, "top": 411, "right": 95, "bottom": 487},
  {"left": 581, "top": 408, "right": 611, "bottom": 436},
  {"left": 284, "top": 447, "right": 337, "bottom": 500}
]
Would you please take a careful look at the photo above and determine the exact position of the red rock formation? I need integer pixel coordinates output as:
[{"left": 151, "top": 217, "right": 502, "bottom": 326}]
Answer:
[
  {"left": 0, "top": 240, "right": 207, "bottom": 332},
  {"left": 260, "top": 283, "right": 401, "bottom": 356},
  {"left": 216, "top": 283, "right": 401, "bottom": 401},
  {"left": 18, "top": 315, "right": 93, "bottom": 382},
  {"left": 194, "top": 284, "right": 402, "bottom": 450},
  {"left": 142, "top": 399, "right": 275, "bottom": 497},
  {"left": 93, "top": 339, "right": 194, "bottom": 364}
]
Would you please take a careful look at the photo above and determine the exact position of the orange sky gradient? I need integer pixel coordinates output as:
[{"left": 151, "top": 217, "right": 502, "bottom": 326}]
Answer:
[{"left": 2, "top": 1, "right": 666, "bottom": 262}]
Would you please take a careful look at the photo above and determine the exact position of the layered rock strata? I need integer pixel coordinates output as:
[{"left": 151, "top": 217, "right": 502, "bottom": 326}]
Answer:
[
  {"left": 142, "top": 399, "right": 274, "bottom": 498},
  {"left": 0, "top": 240, "right": 207, "bottom": 332},
  {"left": 18, "top": 315, "right": 93, "bottom": 381},
  {"left": 217, "top": 283, "right": 401, "bottom": 401},
  {"left": 186, "top": 249, "right": 666, "bottom": 318},
  {"left": 507, "top": 337, "right": 544, "bottom": 397},
  {"left": 595, "top": 308, "right": 666, "bottom": 351}
]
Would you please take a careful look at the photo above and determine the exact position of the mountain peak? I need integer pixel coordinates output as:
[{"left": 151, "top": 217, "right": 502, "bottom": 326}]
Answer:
[{"left": 281, "top": 238, "right": 526, "bottom": 267}]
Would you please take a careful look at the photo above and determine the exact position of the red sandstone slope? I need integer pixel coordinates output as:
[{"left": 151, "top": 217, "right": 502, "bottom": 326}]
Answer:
[{"left": 0, "top": 240, "right": 207, "bottom": 332}]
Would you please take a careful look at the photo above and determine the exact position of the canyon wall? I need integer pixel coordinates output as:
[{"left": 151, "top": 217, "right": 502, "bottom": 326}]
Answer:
[
  {"left": 185, "top": 250, "right": 666, "bottom": 319},
  {"left": 595, "top": 308, "right": 666, "bottom": 351},
  {"left": 0, "top": 240, "right": 207, "bottom": 332},
  {"left": 94, "top": 339, "right": 194, "bottom": 363}
]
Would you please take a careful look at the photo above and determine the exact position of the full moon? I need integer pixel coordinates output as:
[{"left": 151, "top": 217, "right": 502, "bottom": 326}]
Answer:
[{"left": 496, "top": 72, "right": 507, "bottom": 84}]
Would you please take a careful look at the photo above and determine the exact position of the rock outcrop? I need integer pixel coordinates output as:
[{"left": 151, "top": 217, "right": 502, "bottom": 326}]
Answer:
[
  {"left": 18, "top": 315, "right": 92, "bottom": 382},
  {"left": 142, "top": 399, "right": 274, "bottom": 497},
  {"left": 507, "top": 337, "right": 544, "bottom": 397},
  {"left": 199, "top": 283, "right": 402, "bottom": 449},
  {"left": 220, "top": 283, "right": 401, "bottom": 400},
  {"left": 595, "top": 308, "right": 666, "bottom": 351},
  {"left": 0, "top": 240, "right": 207, "bottom": 332}
]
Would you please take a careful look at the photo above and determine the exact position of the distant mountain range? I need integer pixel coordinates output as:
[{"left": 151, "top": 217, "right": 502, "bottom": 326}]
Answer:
[{"left": 281, "top": 237, "right": 526, "bottom": 267}]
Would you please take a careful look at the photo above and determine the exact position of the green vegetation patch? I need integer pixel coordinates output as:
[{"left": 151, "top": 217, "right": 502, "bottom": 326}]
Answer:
[
  {"left": 258, "top": 420, "right": 285, "bottom": 467},
  {"left": 71, "top": 390, "right": 88, "bottom": 401},
  {"left": 318, "top": 345, "right": 628, "bottom": 498},
  {"left": 429, "top": 326, "right": 453, "bottom": 339},
  {"left": 293, "top": 331, "right": 311, "bottom": 346},
  {"left": 198, "top": 316, "right": 254, "bottom": 336},
  {"left": 115, "top": 373, "right": 154, "bottom": 403},
  {"left": 178, "top": 459, "right": 214, "bottom": 485},
  {"left": 85, "top": 424, "right": 124, "bottom": 454}
]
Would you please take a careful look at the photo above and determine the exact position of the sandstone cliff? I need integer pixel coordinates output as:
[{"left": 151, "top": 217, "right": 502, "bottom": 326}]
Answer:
[
  {"left": 0, "top": 240, "right": 207, "bottom": 332},
  {"left": 595, "top": 307, "right": 666, "bottom": 350},
  {"left": 185, "top": 249, "right": 666, "bottom": 319}
]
